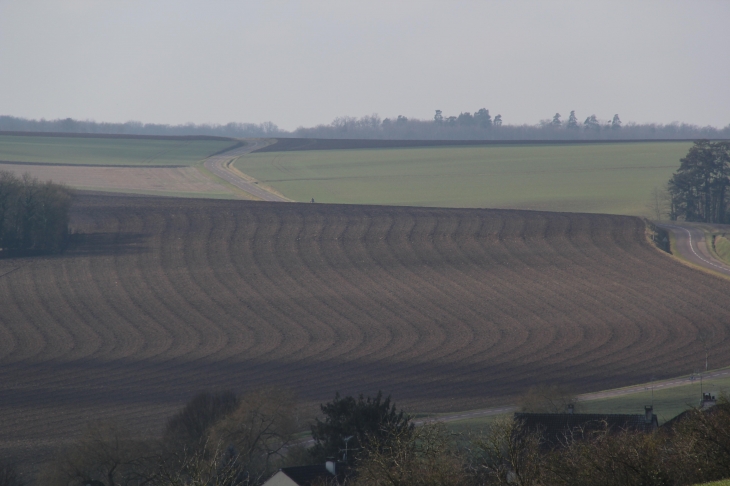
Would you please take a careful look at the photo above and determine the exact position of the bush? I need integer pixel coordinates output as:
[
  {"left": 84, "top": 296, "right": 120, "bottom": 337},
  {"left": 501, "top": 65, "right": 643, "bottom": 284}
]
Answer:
[{"left": 0, "top": 171, "right": 72, "bottom": 253}]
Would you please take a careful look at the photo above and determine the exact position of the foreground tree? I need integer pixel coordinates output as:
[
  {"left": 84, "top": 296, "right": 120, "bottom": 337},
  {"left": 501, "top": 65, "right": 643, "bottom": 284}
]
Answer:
[
  {"left": 310, "top": 392, "right": 412, "bottom": 466},
  {"left": 207, "top": 388, "right": 300, "bottom": 483},
  {"left": 516, "top": 384, "right": 577, "bottom": 414},
  {"left": 0, "top": 171, "right": 72, "bottom": 253},
  {"left": 668, "top": 140, "right": 730, "bottom": 223},
  {"left": 354, "top": 422, "right": 469, "bottom": 486},
  {"left": 39, "top": 422, "right": 154, "bottom": 486},
  {"left": 469, "top": 417, "right": 544, "bottom": 486}
]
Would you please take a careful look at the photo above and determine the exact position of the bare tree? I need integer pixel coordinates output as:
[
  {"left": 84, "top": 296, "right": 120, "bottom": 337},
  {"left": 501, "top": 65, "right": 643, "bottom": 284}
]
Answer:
[
  {"left": 647, "top": 186, "right": 672, "bottom": 221},
  {"left": 468, "top": 417, "right": 544, "bottom": 486},
  {"left": 354, "top": 422, "right": 469, "bottom": 486},
  {"left": 207, "top": 388, "right": 300, "bottom": 482},
  {"left": 39, "top": 422, "right": 155, "bottom": 486},
  {"left": 516, "top": 385, "right": 577, "bottom": 414}
]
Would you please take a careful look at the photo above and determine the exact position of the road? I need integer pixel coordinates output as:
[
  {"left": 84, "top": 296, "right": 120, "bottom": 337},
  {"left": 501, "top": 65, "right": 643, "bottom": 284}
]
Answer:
[
  {"left": 203, "top": 140, "right": 290, "bottom": 202},
  {"left": 655, "top": 222, "right": 730, "bottom": 277}
]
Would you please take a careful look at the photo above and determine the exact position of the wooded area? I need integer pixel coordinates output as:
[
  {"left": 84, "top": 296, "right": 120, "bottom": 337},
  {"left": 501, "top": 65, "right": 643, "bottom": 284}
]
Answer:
[
  {"left": 669, "top": 141, "right": 730, "bottom": 223},
  {"left": 19, "top": 389, "right": 730, "bottom": 486},
  {"left": 0, "top": 171, "right": 72, "bottom": 253}
]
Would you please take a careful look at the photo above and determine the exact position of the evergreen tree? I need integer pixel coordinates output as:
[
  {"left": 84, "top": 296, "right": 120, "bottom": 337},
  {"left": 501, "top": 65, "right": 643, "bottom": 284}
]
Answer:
[
  {"left": 567, "top": 110, "right": 578, "bottom": 129},
  {"left": 310, "top": 392, "right": 412, "bottom": 466},
  {"left": 668, "top": 141, "right": 730, "bottom": 223}
]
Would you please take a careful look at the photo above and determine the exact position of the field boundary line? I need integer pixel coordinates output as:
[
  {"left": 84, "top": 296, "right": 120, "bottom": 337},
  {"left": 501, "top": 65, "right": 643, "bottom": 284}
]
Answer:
[
  {"left": 202, "top": 140, "right": 293, "bottom": 202},
  {"left": 194, "top": 164, "right": 260, "bottom": 201},
  {"left": 423, "top": 366, "right": 730, "bottom": 425},
  {"left": 653, "top": 222, "right": 730, "bottom": 281},
  {"left": 0, "top": 160, "right": 188, "bottom": 169}
]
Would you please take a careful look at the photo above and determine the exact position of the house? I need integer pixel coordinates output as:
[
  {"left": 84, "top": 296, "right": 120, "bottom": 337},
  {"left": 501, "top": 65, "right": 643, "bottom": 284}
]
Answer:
[
  {"left": 262, "top": 460, "right": 347, "bottom": 486},
  {"left": 514, "top": 405, "right": 659, "bottom": 447}
]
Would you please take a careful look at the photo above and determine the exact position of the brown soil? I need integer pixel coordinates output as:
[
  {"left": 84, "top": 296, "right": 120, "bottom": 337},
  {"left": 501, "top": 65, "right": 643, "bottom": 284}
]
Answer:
[
  {"left": 2, "top": 195, "right": 730, "bottom": 470},
  {"left": 0, "top": 163, "right": 234, "bottom": 196},
  {"left": 0, "top": 131, "right": 235, "bottom": 142}
]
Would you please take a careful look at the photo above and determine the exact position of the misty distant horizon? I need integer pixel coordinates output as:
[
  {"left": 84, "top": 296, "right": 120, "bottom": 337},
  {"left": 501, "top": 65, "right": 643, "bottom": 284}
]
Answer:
[{"left": 2, "top": 1, "right": 729, "bottom": 130}]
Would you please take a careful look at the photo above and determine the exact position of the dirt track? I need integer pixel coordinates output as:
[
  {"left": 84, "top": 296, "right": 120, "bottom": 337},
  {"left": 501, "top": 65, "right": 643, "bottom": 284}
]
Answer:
[
  {"left": 203, "top": 140, "right": 290, "bottom": 201},
  {"left": 3, "top": 195, "right": 730, "bottom": 469}
]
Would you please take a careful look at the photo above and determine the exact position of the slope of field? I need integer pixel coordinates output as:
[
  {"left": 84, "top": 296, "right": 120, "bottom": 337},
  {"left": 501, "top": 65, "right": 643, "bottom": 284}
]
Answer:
[
  {"left": 3, "top": 195, "right": 730, "bottom": 468},
  {"left": 0, "top": 134, "right": 237, "bottom": 166},
  {"left": 236, "top": 142, "right": 689, "bottom": 215},
  {"left": 0, "top": 162, "right": 237, "bottom": 198},
  {"left": 716, "top": 235, "right": 730, "bottom": 265}
]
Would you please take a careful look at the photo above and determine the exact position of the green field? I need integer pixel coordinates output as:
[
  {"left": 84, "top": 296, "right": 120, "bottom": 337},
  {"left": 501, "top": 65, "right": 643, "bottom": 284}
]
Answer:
[
  {"left": 716, "top": 235, "right": 730, "bottom": 265},
  {"left": 444, "top": 371, "right": 730, "bottom": 433},
  {"left": 237, "top": 142, "right": 690, "bottom": 216},
  {"left": 0, "top": 135, "right": 237, "bottom": 166}
]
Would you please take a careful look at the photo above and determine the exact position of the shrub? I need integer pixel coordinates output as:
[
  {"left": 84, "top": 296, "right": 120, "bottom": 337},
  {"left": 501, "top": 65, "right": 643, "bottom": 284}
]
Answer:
[{"left": 0, "top": 171, "right": 72, "bottom": 253}]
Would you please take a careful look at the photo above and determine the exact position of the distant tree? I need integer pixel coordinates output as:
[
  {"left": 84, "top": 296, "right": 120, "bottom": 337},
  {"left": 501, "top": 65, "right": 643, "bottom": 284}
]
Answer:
[
  {"left": 611, "top": 114, "right": 622, "bottom": 130},
  {"left": 647, "top": 186, "right": 672, "bottom": 221},
  {"left": 474, "top": 108, "right": 492, "bottom": 128},
  {"left": 457, "top": 112, "right": 475, "bottom": 126},
  {"left": 583, "top": 114, "right": 600, "bottom": 131},
  {"left": 395, "top": 115, "right": 408, "bottom": 125},
  {"left": 310, "top": 392, "right": 412, "bottom": 466},
  {"left": 445, "top": 116, "right": 458, "bottom": 126},
  {"left": 668, "top": 140, "right": 730, "bottom": 223},
  {"left": 567, "top": 110, "right": 579, "bottom": 129},
  {"left": 552, "top": 113, "right": 562, "bottom": 127},
  {"left": 434, "top": 110, "right": 443, "bottom": 124},
  {"left": 493, "top": 114, "right": 503, "bottom": 127}
]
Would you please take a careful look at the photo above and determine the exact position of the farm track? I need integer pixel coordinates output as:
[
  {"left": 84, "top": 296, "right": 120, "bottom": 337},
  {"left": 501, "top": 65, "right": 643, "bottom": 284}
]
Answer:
[{"left": 2, "top": 195, "right": 730, "bottom": 468}]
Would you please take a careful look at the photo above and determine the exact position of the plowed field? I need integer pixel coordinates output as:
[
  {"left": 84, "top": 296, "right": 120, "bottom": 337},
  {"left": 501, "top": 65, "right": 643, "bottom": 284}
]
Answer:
[{"left": 2, "top": 195, "right": 730, "bottom": 467}]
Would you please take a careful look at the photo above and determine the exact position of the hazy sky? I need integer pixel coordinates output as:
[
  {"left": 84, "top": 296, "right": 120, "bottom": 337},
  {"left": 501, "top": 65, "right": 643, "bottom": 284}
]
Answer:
[{"left": 1, "top": 1, "right": 728, "bottom": 130}]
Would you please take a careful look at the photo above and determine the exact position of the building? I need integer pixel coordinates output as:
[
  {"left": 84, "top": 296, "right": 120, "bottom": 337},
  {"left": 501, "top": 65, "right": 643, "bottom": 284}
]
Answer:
[
  {"left": 514, "top": 405, "right": 659, "bottom": 447},
  {"left": 262, "top": 461, "right": 347, "bottom": 486}
]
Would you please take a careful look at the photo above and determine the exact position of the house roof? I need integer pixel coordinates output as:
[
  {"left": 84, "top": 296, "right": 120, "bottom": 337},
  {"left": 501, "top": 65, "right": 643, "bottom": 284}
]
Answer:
[
  {"left": 278, "top": 465, "right": 333, "bottom": 486},
  {"left": 514, "top": 412, "right": 657, "bottom": 446}
]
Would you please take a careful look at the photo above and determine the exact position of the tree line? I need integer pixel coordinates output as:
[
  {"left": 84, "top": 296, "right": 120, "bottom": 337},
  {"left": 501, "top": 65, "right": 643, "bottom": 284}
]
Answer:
[
  {"left": 11, "top": 387, "right": 730, "bottom": 486},
  {"left": 0, "top": 171, "right": 72, "bottom": 253},
  {"left": 3, "top": 113, "right": 729, "bottom": 141},
  {"left": 668, "top": 140, "right": 730, "bottom": 223}
]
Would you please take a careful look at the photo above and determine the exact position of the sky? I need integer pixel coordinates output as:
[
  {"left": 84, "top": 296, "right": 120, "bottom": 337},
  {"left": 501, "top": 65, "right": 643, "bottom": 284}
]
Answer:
[{"left": 1, "top": 1, "right": 729, "bottom": 130}]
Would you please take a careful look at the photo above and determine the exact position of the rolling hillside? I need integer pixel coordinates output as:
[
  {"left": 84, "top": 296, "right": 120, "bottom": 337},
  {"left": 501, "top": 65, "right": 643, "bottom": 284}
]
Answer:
[{"left": 2, "top": 194, "right": 730, "bottom": 466}]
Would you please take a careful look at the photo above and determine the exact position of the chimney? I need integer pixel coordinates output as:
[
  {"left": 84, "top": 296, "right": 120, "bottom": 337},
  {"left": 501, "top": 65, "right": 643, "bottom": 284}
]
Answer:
[
  {"left": 326, "top": 460, "right": 336, "bottom": 476},
  {"left": 701, "top": 392, "right": 717, "bottom": 409},
  {"left": 567, "top": 404, "right": 574, "bottom": 414},
  {"left": 644, "top": 405, "right": 653, "bottom": 424}
]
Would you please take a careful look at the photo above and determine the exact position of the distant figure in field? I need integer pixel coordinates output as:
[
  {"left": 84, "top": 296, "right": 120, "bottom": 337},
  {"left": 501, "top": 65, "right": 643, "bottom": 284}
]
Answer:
[{"left": 311, "top": 198, "right": 315, "bottom": 203}]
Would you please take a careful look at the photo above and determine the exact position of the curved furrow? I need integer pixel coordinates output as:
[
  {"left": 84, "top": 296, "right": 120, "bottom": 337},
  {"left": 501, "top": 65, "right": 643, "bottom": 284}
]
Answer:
[
  {"left": 436, "top": 213, "right": 593, "bottom": 368},
  {"left": 550, "top": 214, "right": 725, "bottom": 374},
  {"left": 544, "top": 217, "right": 716, "bottom": 384},
  {"left": 8, "top": 195, "right": 730, "bottom": 465},
  {"left": 417, "top": 212, "right": 610, "bottom": 395},
  {"left": 287, "top": 209, "right": 396, "bottom": 361}
]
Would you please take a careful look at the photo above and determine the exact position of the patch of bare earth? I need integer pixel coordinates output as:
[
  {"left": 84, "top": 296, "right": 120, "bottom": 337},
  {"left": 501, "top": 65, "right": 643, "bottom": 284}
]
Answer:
[
  {"left": 0, "top": 162, "right": 234, "bottom": 197},
  {"left": 2, "top": 195, "right": 730, "bottom": 471}
]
